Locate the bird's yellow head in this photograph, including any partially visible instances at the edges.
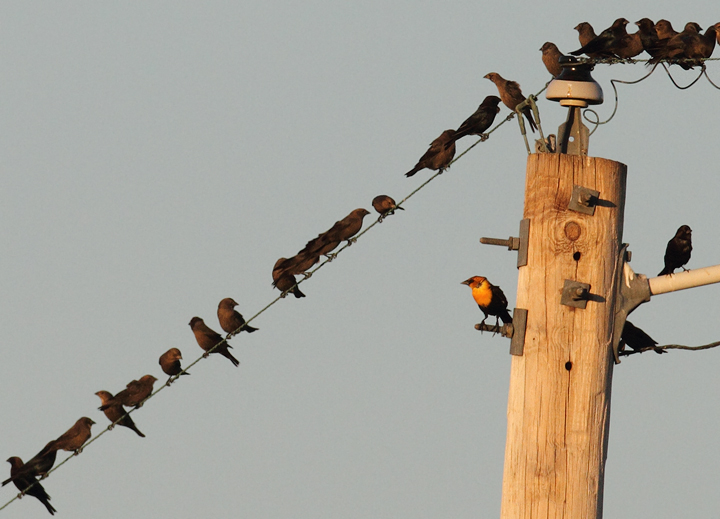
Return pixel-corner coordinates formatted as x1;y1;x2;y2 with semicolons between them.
461;276;487;289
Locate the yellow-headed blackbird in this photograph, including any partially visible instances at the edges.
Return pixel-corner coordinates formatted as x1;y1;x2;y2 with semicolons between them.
405;129;456;177
658;225;692;275
6;457;56;515
484;73;537;132
461;276;512;325
189;317;240;366
95;391;146;437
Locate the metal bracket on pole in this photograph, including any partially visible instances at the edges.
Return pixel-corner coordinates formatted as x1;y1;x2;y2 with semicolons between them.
568;185;600;215
560;280;592;308
611;244;651;364
509;308;527;356
557;105;589;156
480;218;530;268
473;307;528;357
516;95;547;155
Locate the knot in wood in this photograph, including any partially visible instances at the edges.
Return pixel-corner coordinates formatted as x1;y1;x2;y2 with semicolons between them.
564;221;582;242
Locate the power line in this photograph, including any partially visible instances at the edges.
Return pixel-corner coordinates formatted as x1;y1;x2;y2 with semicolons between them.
1;57;717;510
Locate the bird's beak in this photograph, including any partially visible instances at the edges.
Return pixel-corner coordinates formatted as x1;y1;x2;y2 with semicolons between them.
461;279;471;285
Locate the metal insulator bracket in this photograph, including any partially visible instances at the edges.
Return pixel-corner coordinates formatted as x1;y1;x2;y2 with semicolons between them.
568;185;600;215
561;280;592;309
480;219;530;268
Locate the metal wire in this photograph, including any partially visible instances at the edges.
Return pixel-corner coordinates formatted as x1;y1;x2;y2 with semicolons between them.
0;57;715;510
619;340;720;356
0;81;552;516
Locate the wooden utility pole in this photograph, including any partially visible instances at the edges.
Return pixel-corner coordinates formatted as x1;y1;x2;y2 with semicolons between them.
500;153;627;519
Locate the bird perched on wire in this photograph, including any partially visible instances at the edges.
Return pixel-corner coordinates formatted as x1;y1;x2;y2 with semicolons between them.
2;441;57;486
651;22;717;69
620;321;665;355
571;18;631;58
405;129;457;177
658;225;692;276
540;42;564;77
159;347;189;384
574;22;606;58
635;18;664;58
95;391;146;437
655;19;678;41
327;208;371;245
47;417;95;455
98;375;158;410
484;73;537;132
272;258;307;298
461;276;513;326
452;95;501;141
218;297;258;336
5;457;57;515
189;317;240;366
372;195;404;219
274;249;321;278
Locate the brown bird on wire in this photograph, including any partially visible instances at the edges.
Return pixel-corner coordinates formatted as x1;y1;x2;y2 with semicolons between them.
272;258;307;298
405;129;457;177
47;417;95;455
453;95;501;141
484;73;537;132
159;347;189;384
5;457;57;515
326;208;371;244
95;391;146;437
189;317;240;366
635;18;663;58
372;195;404;219
98;375;158;410
218;297;258;336
655;19;678;40
658;225;692;276
2;441;57;486
571;18;631;58
461;276;513;327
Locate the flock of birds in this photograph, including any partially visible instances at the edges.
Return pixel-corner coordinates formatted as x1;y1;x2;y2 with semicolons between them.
541;18;720;76
3;17;706;517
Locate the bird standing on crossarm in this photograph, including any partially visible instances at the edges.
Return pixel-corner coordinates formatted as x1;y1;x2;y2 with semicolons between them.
658;225;692;275
461;276;513;326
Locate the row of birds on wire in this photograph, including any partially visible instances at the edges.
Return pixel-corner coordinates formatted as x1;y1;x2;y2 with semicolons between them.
2;19;709;517
540;18;720;74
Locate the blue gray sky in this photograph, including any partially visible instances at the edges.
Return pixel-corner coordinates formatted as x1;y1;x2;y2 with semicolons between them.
1;2;719;518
